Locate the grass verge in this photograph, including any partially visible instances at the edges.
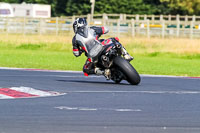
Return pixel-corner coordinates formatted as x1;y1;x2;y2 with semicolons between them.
0;48;199;76
0;34;199;76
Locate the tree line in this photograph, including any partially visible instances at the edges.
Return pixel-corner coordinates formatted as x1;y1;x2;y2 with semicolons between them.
1;0;200;16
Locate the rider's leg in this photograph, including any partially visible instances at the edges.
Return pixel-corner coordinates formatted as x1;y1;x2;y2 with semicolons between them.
83;58;95;76
121;47;134;61
83;58;104;76
113;37;133;61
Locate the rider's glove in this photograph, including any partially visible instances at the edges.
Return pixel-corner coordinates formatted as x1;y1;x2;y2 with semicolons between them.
73;49;82;57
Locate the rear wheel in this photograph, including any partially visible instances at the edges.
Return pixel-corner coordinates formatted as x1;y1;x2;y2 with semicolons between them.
113;56;141;85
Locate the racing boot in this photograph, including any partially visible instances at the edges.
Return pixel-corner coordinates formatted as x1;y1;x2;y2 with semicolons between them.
121;47;133;61
124;54;134;61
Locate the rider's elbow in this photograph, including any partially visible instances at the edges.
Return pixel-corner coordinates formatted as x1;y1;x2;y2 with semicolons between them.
73;50;81;57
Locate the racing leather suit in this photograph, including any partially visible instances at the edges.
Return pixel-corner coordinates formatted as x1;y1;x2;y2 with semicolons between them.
72;26;109;75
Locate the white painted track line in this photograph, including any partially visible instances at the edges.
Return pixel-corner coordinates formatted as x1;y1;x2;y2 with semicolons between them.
55;106;142;112
64;90;200;95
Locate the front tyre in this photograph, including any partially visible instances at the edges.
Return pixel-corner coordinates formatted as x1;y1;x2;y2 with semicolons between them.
113;56;141;85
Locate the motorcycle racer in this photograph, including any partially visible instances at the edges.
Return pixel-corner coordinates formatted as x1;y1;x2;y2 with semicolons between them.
72;18;133;76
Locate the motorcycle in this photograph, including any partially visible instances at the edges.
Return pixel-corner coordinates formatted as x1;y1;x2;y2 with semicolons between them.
88;38;141;85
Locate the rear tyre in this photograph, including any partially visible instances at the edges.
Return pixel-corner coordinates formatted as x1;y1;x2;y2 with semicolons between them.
113;56;141;85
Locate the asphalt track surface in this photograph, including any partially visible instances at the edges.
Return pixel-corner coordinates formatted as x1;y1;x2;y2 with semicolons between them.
0;68;200;133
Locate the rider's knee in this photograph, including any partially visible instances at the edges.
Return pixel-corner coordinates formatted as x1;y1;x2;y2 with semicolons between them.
83;61;95;75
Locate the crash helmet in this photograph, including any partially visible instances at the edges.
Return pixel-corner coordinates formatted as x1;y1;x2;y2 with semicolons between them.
73;18;87;33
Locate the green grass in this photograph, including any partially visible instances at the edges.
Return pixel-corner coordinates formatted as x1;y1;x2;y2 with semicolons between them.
0;34;199;76
0;45;199;76
0;49;86;71
133;55;200;76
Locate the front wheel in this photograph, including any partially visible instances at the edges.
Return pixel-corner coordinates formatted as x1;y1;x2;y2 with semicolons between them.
113;56;141;85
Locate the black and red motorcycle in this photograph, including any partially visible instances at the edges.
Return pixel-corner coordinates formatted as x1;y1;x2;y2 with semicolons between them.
87;38;141;85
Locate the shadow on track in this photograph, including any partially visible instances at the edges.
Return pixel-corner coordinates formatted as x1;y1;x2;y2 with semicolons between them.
56;79;130;85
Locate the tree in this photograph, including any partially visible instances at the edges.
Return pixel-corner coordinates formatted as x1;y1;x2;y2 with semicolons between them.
160;0;200;15
0;0;23;2
55;0;68;16
65;0;91;15
1;0;200;16
95;0;153;14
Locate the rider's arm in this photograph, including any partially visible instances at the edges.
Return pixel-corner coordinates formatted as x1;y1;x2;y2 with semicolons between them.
90;26;109;37
72;36;82;57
